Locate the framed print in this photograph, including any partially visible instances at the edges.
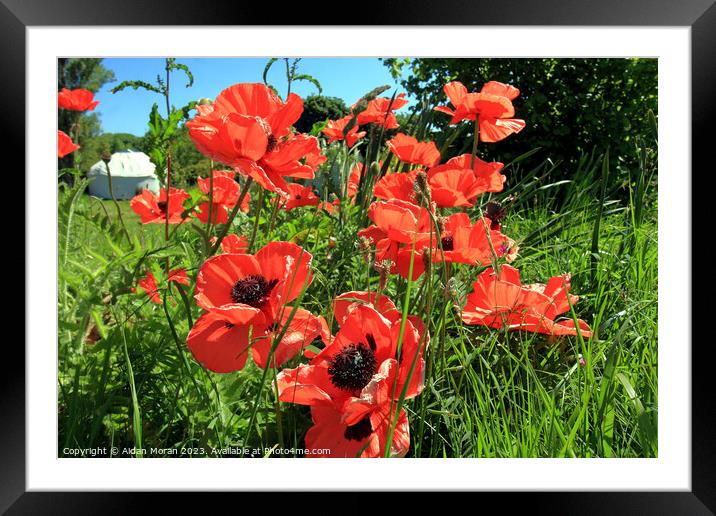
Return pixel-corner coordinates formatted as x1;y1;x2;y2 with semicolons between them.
5;0;715;512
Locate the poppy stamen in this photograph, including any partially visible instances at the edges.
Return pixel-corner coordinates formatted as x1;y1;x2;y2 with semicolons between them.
157;201;168;212
230;274;278;307
328;342;377;392
441;235;454;251
344;415;373;442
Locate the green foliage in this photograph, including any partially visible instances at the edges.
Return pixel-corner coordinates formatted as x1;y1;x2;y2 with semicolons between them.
111;58;196;186
384;58;657;187
263;58;322;100
293;95;349;134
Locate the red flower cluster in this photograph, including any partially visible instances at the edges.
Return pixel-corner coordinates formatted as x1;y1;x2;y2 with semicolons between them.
321;92;409;147
359;199;517;280
373;153;506;209
322;116;367;148
186;83;322;199
186;241;327;372
276;291;426;457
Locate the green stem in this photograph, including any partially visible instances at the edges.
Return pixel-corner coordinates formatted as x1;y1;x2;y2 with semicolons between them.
210;177;253;255
104;160;132;244
248;187;265;252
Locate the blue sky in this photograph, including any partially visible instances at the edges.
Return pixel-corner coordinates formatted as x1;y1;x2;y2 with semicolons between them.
94;58;409;136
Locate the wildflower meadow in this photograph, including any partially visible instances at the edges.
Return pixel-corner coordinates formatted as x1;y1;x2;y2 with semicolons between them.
57;58;657;458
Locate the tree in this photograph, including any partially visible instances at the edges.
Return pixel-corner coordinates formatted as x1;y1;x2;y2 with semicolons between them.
383;58;657;182
294;95;349;134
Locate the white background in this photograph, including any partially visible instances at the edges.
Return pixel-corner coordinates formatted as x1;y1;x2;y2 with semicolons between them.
28;27;689;490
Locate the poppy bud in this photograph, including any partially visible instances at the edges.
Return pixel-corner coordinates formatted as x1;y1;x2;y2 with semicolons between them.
101;150;112;164
422;248;432;274
413;171;431;206
328;237;337;249
356;236;372;264
197;97;213;105
374;259;392;291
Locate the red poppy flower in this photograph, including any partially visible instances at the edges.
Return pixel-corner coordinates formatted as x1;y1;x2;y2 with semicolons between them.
276;303;425;457
461;265;592;337
283;183;321;210
386;133;440;168
303;369;411;457
355;93;408;129
367;199;432;245
277;303;425;403
251;308;331;368
187;84;314;198
373;170;419;204
187;307;265;373
359;199;434;281
58;130;80;158
434;81;526;142
130;188;190;224
194;241;313;325
258;133;320;181
210;233;249;254
304;143;328;171
427;154;505;208
167;268;190;286
333;291;401;325
417;213;518;265
345;163;361;198
322;116;366;148
57;88;99;111
197;170;241;206
136;271;161;304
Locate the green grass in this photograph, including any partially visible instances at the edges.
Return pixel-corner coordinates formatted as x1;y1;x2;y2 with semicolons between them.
57;145;657;458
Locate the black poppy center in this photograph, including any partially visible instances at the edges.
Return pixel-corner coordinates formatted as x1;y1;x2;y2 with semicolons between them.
328;342;377;392
157;201;168;212
266;134;278;153
441;235;454;251
230;274;278;307
344;415;373;442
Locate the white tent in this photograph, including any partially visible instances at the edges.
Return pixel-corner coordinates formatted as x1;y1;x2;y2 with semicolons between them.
87;150;160;200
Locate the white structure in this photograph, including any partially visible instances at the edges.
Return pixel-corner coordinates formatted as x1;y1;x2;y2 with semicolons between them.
87;150;160;200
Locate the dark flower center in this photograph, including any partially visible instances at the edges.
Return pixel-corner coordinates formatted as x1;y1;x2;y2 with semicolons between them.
344;415;373;442
266;134;278;153
157;201;168;212
328;341;377;392
230;274;278;307
485;201;507;229
441;235;454;251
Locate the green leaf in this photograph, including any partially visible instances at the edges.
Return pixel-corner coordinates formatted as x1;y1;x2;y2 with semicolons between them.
293;74;323;95
111;80;161;95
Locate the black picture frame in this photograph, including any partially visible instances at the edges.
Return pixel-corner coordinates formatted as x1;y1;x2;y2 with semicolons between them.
6;0;713;512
